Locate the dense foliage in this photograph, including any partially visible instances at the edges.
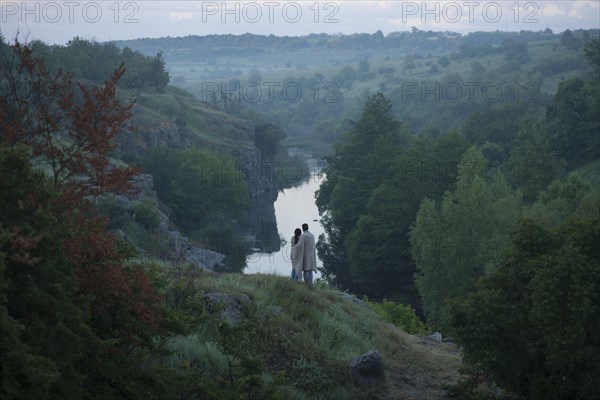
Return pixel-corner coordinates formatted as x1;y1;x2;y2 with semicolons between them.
31;37;170;93
139;147;249;247
449;217;600;400
316;36;599;398
317;93;469;308
2;28;599;400
410;147;522;328
0;42;165;399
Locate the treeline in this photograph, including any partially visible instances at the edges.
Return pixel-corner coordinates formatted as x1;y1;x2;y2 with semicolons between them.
114;29;582;62
198;29;596;155
317;39;600;399
29;37;170;92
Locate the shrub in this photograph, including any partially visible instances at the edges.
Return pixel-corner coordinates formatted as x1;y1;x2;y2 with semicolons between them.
363;297;427;334
131;199;161;231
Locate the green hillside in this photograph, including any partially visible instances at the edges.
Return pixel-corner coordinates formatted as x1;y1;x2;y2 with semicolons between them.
145;261;462;400
128;85;255;150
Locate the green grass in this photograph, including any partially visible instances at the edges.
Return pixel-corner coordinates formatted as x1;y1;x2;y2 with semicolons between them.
135;86;255;149
140;261;462;399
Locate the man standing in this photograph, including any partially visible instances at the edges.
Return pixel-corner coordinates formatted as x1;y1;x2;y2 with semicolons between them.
298;223;317;285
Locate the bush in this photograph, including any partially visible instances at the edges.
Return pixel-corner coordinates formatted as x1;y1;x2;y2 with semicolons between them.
140;147;249;233
363;297;427;334
131;199;161;231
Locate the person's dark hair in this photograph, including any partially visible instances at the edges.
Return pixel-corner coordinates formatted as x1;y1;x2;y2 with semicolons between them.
302;223;309;231
294;228;302;244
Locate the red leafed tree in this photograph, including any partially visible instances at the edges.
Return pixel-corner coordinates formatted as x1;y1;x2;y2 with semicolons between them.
0;40;161;345
1;41;138;203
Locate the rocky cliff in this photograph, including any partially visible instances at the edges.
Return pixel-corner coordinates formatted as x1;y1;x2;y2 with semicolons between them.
114;87;280;262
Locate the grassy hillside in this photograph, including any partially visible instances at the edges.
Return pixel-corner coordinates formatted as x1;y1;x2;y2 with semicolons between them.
127;85;255;151
146;261;462;399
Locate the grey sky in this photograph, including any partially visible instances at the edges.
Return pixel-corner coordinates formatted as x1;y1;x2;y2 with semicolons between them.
1;1;599;44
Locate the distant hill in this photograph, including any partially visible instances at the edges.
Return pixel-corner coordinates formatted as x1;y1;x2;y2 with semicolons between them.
113;29;599;155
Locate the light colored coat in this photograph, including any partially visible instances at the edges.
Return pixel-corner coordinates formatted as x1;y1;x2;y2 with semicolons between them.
290;235;303;280
298;230;317;272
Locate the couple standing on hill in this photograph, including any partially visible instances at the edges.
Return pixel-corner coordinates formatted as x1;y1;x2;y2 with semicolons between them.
290;223;317;285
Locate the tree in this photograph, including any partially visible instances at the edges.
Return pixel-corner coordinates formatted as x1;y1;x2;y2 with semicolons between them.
0;41;138;202
523;173;599;227
547;77;599;166
318;95;471;307
560;29;583;49
448;217;600;400
332;66;357;90
546;38;600;167
470;61;486;76
402;54;416;72
410;147;522;328
316;93;408;293
506;122;565;202
0;41;164;397
502;39;530;64
140;147;249;245
462;103;539;161
438;55;451;68
0;146;66;399
358;59;371;80
584;38;600;73
254;123;286;160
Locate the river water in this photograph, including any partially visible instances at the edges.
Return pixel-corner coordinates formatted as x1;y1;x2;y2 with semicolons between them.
244;160;326;278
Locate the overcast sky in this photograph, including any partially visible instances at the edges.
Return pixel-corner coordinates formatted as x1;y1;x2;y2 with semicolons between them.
1;1;599;44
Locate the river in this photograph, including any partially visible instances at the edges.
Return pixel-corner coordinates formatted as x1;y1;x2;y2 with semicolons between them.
244;160;326;278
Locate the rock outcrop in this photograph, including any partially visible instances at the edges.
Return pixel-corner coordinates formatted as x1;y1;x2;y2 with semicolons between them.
109;173;226;271
334;291;370;309
203;292;252;326
117;97;279;246
349;350;386;388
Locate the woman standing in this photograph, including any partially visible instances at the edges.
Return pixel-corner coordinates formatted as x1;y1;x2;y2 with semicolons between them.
290;228;303;281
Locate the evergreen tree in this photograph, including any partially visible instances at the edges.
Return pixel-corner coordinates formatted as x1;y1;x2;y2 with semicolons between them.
317;93;409;293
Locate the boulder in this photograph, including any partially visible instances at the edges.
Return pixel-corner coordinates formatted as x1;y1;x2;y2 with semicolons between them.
349;350;385;387
203;293;251;326
186;246;226;271
426;332;443;343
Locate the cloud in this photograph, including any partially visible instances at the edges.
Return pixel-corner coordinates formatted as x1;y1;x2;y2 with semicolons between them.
169;12;193;21
568;0;600;19
542;4;566;17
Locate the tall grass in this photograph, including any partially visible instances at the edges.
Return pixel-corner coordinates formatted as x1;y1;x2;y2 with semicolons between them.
141;261;425;399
